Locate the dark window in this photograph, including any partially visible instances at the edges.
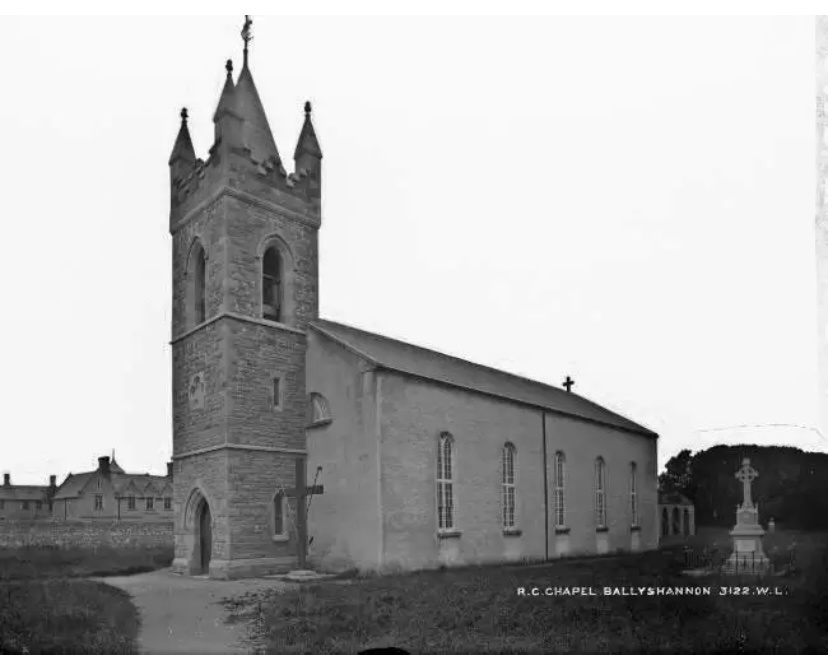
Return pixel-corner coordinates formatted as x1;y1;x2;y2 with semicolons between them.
273;377;282;409
0;500;4;510
262;247;282;322
94;495;103;511
194;246;206;324
127;496;135;510
164;497;172;510
35;501;42;511
274;492;285;536
22;501;29;510
146;497;154;511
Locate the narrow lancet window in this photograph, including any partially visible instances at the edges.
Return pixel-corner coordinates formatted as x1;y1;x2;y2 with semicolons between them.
262;247;282;322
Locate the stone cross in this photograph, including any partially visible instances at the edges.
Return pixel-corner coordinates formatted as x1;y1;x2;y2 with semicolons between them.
563;376;575;393
735;457;758;508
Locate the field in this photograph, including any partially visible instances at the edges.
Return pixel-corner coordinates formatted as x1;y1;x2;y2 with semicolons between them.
0;545;173;654
226;528;828;653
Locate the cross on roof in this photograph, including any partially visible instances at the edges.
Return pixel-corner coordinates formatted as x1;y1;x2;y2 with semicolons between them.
563;376;575;393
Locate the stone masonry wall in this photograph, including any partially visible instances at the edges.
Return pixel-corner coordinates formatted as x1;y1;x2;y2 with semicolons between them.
0;520;173;549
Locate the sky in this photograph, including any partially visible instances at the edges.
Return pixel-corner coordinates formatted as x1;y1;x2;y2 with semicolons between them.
0;14;822;484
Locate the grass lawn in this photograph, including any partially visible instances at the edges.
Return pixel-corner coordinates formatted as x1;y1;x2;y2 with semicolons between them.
0;578;139;654
225;529;828;653
0;545;173;654
0;544;173;580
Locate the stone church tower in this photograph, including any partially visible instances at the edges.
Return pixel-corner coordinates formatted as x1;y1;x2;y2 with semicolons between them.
818;17;828;441
168;18;322;578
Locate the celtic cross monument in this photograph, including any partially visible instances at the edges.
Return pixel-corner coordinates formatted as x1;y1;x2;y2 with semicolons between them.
724;458;769;574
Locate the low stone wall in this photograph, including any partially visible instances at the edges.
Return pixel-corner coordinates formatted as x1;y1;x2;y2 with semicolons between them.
0;519;173;549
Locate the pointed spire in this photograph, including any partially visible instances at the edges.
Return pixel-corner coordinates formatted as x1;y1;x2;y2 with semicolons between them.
169;107;195;168
294;100;322;165
213;59;236;122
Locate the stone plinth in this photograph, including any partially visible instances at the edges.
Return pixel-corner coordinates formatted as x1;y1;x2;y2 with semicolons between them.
724;518;769;574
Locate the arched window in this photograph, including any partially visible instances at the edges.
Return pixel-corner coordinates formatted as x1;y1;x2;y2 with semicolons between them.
554;451;566;528
594;457;607;528
273;491;287;539
436;432;454;531
630;462;639;527
194;247;206;325
662;507;669;536
186;240;207;327
262;246;282;322
672;506;680;535
501;443;516;529
308;392;332;426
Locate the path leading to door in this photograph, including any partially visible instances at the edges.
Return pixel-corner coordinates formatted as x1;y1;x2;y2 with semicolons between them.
95;569;293;654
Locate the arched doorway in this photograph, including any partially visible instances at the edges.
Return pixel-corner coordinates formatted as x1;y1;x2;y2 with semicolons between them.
683;508;690;537
672;507;681;535
197;499;212;574
662;507;669;536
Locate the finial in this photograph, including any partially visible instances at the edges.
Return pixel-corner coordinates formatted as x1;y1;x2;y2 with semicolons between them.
304;101;312;117
241;15;253;66
225;59;233;76
180;107;188;124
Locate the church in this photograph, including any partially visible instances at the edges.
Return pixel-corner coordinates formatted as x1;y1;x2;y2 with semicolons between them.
169;18;659;579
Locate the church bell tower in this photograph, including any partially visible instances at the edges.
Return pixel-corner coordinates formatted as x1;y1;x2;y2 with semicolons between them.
168;17;322;578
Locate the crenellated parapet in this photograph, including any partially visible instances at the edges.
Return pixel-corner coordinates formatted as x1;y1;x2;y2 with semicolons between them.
168;38;322;233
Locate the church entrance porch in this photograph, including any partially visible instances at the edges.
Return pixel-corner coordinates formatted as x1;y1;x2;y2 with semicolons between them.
173;486;218;577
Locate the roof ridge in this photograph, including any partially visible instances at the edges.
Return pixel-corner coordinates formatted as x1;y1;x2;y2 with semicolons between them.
311;318;657;437
313;318;571;393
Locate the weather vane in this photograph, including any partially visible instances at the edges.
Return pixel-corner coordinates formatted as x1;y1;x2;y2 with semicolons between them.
242;15;253;65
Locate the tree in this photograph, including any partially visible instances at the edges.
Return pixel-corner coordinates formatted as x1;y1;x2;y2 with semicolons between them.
659;449;694;498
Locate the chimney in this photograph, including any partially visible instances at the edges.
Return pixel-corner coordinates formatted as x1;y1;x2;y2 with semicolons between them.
3;473;9;487
167;462;173;479
98;456;111;478
49;475;56;488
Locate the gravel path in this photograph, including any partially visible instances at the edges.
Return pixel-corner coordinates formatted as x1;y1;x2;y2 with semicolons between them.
95;569;291;654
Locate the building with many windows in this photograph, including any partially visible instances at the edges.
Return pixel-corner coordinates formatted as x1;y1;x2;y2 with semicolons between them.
169;17;659;579
51;455;174;522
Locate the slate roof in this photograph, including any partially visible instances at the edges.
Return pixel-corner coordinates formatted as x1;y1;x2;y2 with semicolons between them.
310;319;657;438
658;491;694;506
53;472;171;500
0;485;50;501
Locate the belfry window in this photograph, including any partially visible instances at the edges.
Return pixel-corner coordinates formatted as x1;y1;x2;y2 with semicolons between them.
262;247;282;322
187;239;206;328
194;247;206;324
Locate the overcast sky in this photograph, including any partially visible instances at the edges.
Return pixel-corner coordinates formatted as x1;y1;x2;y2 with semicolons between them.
0;14;821;484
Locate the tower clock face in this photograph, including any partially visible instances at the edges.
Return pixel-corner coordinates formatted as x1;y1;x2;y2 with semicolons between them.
188;371;205;410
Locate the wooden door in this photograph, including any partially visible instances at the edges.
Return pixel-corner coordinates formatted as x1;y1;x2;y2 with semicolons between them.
199;501;212;574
